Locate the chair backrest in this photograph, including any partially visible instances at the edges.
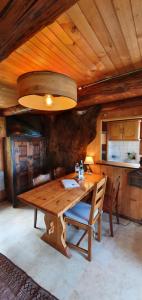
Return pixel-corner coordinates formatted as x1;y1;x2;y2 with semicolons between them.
33;173;51;187
110;176;120;205
89;176;107;225
54;167;66;179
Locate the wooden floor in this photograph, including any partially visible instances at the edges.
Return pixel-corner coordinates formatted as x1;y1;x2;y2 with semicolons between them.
0;201;142;300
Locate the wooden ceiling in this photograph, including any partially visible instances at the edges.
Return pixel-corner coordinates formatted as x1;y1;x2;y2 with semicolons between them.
1;0;142;111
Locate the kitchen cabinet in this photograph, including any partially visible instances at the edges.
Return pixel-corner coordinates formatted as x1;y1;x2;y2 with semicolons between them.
94;163;142;222
108;121;123;140
108;120;141;140
123;120;140;140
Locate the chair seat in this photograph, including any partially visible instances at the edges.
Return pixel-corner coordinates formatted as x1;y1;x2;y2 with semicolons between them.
64;202;98;225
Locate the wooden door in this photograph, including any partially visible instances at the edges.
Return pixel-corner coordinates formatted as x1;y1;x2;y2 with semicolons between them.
123;120;140;140
108;121;123;140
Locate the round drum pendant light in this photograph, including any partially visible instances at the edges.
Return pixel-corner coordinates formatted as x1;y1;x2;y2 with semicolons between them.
17;71;77;111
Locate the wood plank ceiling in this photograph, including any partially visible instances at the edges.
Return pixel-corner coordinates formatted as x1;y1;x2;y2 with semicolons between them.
1;0;142;109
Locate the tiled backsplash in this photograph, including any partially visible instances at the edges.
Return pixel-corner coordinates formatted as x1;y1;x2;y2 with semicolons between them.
108;141;140;163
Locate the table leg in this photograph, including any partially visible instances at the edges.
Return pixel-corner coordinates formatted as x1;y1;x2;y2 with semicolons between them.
41;212;71;258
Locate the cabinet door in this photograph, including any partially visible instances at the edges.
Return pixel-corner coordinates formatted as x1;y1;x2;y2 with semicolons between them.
123;120;140;140
14;140;31;193
108;121;123;140
0;117;6;138
14;138;47;192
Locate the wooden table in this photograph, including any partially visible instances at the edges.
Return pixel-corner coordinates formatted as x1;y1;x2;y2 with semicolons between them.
18;173;102;257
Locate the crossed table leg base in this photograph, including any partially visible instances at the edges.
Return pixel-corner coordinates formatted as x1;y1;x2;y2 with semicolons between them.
41;212;71;258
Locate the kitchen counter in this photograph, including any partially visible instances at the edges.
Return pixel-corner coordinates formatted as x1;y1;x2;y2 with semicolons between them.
96;160;140;169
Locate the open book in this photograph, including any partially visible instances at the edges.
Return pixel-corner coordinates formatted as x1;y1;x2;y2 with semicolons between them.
61;179;80;189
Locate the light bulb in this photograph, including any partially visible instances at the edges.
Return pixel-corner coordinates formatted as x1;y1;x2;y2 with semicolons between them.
45;94;53;106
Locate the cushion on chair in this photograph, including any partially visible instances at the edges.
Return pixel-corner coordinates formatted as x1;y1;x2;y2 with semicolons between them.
64;202;98;225
54;167;66;179
33;173;51;187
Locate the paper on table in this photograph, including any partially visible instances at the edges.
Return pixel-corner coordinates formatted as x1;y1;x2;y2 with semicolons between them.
61;179;80;189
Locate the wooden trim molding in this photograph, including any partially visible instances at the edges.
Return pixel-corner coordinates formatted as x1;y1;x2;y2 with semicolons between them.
2;105;32;116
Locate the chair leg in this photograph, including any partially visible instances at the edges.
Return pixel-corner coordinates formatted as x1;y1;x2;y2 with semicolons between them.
109;211;114;237
116;208;120;224
115;194;120;224
98;215;102;242
34;208;38;228
88;227;93;261
63;216;66;240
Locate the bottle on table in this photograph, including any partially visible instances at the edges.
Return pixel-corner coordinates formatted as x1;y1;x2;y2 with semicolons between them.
79;160;84;180
75;162;80;177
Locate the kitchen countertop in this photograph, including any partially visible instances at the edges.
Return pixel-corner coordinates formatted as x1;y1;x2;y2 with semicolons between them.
96;160;140;169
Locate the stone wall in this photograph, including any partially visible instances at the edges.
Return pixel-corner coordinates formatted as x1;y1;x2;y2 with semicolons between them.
43;106;100;172
6;106;100;172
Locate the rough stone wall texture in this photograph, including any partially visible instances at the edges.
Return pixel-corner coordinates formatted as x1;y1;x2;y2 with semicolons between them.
42;106;100;172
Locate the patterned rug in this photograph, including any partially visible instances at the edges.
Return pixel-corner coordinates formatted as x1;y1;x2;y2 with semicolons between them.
0;253;59;299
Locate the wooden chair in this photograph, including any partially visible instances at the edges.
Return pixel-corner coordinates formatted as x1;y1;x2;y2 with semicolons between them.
54;167;66;179
103;176;120;237
33;173;51;228
64;176;107;261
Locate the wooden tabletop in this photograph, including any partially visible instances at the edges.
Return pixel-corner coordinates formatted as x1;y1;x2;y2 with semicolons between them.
18;173;102;217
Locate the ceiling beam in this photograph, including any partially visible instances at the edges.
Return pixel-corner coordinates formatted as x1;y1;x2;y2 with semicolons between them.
0;0;78;61
2;69;142;115
2;105;32;116
100;97;142;120
2;96;142;117
78;69;142;108
101;97;142;112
